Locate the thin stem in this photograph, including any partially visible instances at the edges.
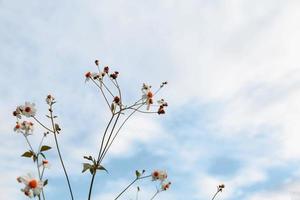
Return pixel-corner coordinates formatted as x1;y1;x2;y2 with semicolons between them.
91;78;112;111
114;175;151;200
36;156;46;200
32;116;54;133
87;115;115;200
98;111;122;162
211;190;220;200
150;191;159;200
114;178;138;200
23;134;46;200
49;106;74;200
99;104;144;163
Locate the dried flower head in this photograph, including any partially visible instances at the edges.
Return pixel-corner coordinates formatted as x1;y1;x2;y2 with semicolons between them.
46;94;55;105
161;181;171;191
110;71;119;79
13;106;22;119
95;60;99;66
104;66;109;73
218;184;225;192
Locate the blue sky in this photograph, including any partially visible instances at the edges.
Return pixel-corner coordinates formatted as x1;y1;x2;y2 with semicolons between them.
1;0;300;200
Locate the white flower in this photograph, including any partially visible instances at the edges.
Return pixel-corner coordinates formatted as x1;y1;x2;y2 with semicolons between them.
21;102;37;117
22;121;34;135
45;95;55;105
151;170;167;181
17;173;44;198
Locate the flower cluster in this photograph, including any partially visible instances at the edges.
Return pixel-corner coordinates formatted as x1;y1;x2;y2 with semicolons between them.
14;121;34;135
151;170;171;191
141;83;168;114
13;102;37;118
85;64;119;83
17;174;44;198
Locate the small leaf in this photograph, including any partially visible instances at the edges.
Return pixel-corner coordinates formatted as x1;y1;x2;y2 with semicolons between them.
82;163;92;173
44;179;48;186
97;165;108;173
40;145;52;152
21;151;33;158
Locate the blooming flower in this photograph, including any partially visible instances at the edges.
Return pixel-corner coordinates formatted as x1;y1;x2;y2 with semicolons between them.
20;102;37;118
45;95;55;105
17;173;44;198
161;181;171;191
151;170;167;181
141;84;153;110
14;122;23;133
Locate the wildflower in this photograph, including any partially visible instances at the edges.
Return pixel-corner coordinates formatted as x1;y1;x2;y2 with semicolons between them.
13;106;22;119
157;99;168;115
161;181;171;191
104;66;109;74
152;170;167;181
141;84;154;110
22;121;34;135
110;71;119;79
17;173;44;197
20;102;37;118
113;96;120;105
46;94;55;105
91;72;100;80
14;122;23;133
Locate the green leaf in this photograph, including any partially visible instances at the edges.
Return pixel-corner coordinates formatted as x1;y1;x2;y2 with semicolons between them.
43;179;48;186
82;163;92;173
21;151;33;158
40;145;52;152
97;165;108;173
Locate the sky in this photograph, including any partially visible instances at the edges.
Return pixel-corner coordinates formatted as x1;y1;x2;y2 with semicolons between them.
1;0;300;200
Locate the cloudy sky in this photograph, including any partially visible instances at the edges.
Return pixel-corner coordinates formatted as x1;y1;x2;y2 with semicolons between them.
1;0;300;200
